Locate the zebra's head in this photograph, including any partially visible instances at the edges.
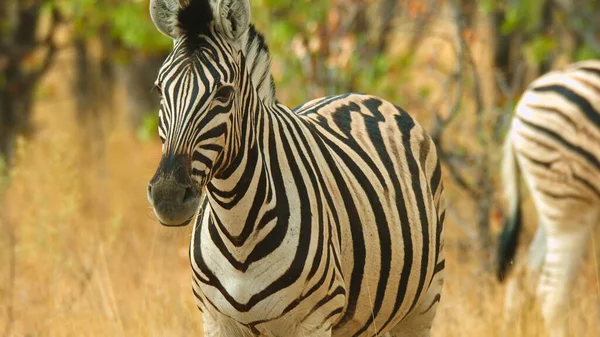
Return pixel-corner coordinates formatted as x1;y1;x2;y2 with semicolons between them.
147;0;251;226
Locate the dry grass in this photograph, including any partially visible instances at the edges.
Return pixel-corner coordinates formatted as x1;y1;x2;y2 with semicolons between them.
0;52;202;336
1;28;599;337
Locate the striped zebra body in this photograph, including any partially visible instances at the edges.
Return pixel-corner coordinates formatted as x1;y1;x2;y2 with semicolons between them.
146;1;446;336
497;60;600;337
191;93;445;336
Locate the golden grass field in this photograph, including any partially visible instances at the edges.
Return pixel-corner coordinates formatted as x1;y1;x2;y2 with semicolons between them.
1;28;600;337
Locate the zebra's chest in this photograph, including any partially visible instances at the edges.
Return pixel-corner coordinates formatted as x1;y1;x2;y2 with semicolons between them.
190;208;346;327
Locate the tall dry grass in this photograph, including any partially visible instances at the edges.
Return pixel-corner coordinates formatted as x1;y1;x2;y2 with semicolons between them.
0;52;202;336
1;27;599;337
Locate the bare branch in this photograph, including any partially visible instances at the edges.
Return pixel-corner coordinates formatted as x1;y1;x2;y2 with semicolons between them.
449;0;488;147
458;40;485;138
404;0;440;57
430;0;468;138
428;53;463;134
438;148;479;198
493;60;525;142
24;8;61;85
427;0;483;199
494;61;523;99
375;0;397;53
438;40;464;127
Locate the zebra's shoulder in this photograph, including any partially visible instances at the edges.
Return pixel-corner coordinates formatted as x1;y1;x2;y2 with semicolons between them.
291;93;429;141
292;93;408;117
291;93;354;114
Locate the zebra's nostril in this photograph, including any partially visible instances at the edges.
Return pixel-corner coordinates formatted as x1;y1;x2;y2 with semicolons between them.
147;184;154;204
183;186;196;204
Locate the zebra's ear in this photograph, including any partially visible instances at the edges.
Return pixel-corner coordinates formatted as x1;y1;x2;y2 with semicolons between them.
214;0;250;41
149;0;184;39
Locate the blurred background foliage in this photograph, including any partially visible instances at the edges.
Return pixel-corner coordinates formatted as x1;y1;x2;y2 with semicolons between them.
2;0;599;159
1;0;600;335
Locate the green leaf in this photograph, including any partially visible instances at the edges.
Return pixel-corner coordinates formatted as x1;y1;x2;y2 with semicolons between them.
525;36;557;66
136;113;160;143
574;43;600;61
271;21;296;44
479;0;496;13
500;6;520;34
499;0;546;34
111;2;172;52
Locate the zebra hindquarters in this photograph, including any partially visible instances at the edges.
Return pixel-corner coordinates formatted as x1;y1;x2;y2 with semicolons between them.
389;174;446;337
502;98;600;336
387;259;444;337
525;170;595;336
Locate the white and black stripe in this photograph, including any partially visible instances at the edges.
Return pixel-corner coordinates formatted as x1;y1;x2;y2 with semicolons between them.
497;60;600;337
147;1;446;336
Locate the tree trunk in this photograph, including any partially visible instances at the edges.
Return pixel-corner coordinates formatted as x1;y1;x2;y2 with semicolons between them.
0;1;58;168
376;0;397;53
74;37;94;124
460;0;477;29
116;51;164;130
0;80;36;167
0;91;16;168
73;32;115;127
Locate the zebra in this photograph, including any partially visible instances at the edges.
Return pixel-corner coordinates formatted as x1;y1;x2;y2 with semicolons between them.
146;0;446;336
496;60;600;337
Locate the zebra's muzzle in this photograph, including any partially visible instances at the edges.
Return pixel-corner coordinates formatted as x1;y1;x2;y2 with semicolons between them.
148;155;201;227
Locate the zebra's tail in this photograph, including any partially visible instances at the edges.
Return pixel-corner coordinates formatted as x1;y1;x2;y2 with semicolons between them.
496;135;522;282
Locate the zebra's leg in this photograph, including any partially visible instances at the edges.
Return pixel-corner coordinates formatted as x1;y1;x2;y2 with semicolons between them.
502;224;546;336
536;228;589;337
527;223;547;273
387;264;444;337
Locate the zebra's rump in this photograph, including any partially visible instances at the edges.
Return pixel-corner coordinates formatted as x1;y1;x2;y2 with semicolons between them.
510;61;600;210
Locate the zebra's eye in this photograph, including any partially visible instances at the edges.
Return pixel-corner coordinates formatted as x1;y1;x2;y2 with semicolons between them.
214;85;234;104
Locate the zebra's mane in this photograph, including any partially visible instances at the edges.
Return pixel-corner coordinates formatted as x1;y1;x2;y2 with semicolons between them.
239;24;277;105
176;0;214;53
175;0;276;105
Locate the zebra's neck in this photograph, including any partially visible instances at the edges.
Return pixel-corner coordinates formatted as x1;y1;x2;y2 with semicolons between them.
206;116;281;251
204;23;298;251
205;66;293;249
238;24;277;106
